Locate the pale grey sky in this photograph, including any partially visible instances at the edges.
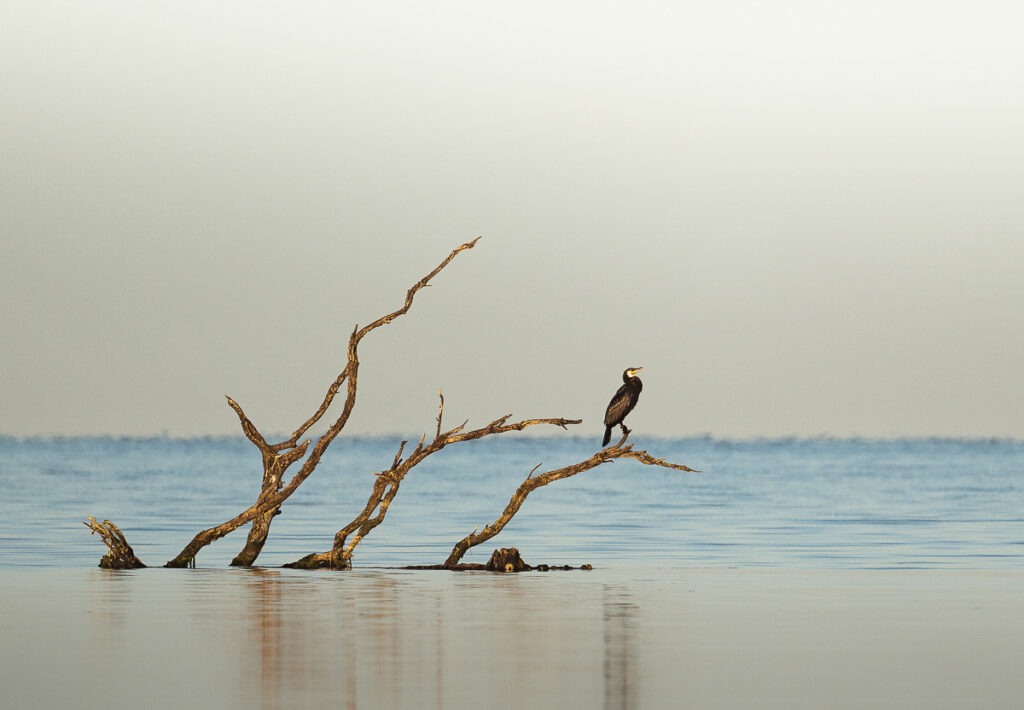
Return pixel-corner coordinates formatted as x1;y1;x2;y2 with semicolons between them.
2;1;1022;438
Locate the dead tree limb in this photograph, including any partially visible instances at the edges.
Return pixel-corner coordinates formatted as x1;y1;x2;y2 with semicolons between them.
442;431;699;568
286;393;581;569
167;237;480;568
85;238;479;569
84;517;146;569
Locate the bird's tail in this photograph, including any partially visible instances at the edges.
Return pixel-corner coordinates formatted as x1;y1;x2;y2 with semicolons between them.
602;426;612;447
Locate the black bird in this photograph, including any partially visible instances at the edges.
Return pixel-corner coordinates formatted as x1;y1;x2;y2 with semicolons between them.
603;367;643;447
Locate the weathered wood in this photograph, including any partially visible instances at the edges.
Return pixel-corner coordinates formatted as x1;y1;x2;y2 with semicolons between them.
404;557;593;572
84;517;146;569
285;392;581;570
229;446;304;566
442;431;699;567
165;239;480;568
486;547;530;572
84;237;703;572
85;239;479;570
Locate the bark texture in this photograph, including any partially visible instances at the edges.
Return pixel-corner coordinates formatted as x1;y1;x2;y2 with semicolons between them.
84;517;146;569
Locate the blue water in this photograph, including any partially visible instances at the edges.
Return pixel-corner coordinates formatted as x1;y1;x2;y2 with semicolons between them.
1;435;1022;570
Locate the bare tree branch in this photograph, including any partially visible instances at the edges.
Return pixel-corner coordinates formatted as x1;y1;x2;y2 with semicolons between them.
442;432;699;567
84;517;146;569
225;395;268;450
83;236;697;574
163;238;480;568
84;238;479;569
287;396;582;570
435;390;444;440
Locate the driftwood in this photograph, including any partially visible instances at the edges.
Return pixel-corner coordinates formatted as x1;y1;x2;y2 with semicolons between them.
441;430;700;568
83;237;702;572
85;238;480;569
84;517;146;569
286;392;581;569
287;421;699;571
405;548;593;572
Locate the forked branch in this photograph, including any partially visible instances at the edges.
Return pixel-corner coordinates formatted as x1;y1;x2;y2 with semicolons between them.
280;237;480;452
85;238;480;569
84;517;146;569
166;238;480;568
287;393;581;569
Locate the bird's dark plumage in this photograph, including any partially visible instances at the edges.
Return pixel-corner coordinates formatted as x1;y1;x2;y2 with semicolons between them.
603;367;643;446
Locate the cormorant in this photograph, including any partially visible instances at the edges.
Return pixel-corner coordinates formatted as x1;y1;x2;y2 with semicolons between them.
603;367;643;446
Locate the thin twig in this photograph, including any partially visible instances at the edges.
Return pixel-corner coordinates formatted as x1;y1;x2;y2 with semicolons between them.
436;390;444;440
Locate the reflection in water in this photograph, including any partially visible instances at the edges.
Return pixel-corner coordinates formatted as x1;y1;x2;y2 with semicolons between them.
603;586;638;710
246;569;281;707
69;568;625;708
7;568;1024;709
227;569;611;709
232;571;650;709
234;570;647;709
239;569;447;709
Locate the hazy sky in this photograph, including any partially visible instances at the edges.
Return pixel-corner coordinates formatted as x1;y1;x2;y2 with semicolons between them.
3;2;1022;439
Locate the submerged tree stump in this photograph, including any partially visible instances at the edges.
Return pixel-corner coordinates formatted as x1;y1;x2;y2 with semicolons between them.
84;518;146;569
485;547;531;572
405;550;591;572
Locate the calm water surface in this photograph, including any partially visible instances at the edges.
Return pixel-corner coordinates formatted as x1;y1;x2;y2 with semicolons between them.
1;436;1022;709
4;566;1024;710
1;435;1021;569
